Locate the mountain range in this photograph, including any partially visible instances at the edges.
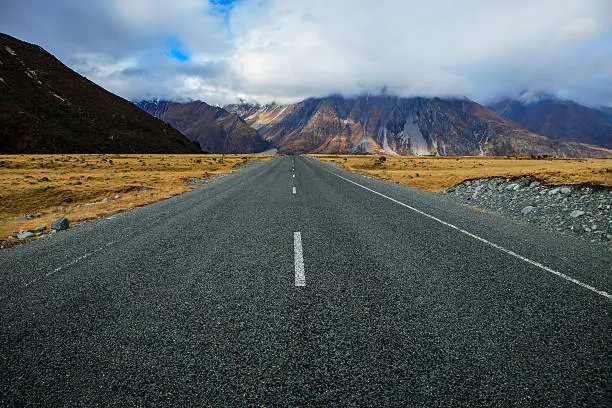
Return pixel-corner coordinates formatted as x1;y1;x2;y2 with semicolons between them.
222;95;610;157
1;33;610;158
0;33;199;154
490;92;612;149
136;100;271;154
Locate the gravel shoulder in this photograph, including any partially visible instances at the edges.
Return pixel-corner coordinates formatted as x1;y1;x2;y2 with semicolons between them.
444;176;611;247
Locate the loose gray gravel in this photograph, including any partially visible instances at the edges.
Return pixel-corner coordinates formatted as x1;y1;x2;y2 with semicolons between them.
444;176;611;246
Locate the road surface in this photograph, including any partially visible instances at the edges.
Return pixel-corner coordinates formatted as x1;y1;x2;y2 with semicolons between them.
1;156;610;406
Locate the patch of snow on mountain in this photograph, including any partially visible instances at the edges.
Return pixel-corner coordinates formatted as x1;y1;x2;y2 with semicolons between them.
518;91;557;105
4;46;16;56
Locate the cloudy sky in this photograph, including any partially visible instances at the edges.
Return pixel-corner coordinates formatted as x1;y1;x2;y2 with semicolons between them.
2;0;611;106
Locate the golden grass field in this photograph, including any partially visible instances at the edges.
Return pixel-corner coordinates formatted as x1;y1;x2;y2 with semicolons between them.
2;153;611;245
0;154;272;241
313;155;612;192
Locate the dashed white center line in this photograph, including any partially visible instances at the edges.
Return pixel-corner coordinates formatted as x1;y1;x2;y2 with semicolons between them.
292;186;296;194
331;171;611;300
292;174;295;178
294;232;305;287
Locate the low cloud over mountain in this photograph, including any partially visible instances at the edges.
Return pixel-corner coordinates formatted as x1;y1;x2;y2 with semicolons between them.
2;0;611;106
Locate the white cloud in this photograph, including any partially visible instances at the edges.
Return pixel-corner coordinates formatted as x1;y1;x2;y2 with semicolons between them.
557;17;604;43
226;0;612;103
1;0;611;105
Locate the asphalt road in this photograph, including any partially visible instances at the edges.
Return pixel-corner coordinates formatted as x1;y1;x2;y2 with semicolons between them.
1;156;610;406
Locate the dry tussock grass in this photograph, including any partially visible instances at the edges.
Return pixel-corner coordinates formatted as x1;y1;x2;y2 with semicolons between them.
314;155;612;191
0;154;271;240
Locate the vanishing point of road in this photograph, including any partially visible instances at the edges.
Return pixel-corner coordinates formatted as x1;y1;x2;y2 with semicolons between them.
1;156;610;406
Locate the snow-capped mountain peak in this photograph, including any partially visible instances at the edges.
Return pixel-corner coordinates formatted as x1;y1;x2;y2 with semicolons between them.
517;90;558;105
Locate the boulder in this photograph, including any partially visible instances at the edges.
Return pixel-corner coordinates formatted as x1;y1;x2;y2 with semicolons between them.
569;210;585;218
51;217;69;231
17;230;35;239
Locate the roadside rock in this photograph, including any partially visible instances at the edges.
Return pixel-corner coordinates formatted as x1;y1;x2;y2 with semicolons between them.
17;230;35;239
443;176;611;247
51;217;69;231
12;214;38;221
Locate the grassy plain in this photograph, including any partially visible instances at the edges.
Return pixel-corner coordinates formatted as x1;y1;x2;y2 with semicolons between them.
314;155;612;191
0;154;271;240
2;153;611;244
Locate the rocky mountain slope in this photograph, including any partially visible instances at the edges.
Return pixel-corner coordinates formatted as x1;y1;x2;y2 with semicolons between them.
598;106;612;119
0;33;200;154
490;92;612;149
225;95;611;157
136;100;271;154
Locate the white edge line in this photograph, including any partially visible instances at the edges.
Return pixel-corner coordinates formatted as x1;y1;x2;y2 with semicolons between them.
24;240;118;288
294;232;306;287
332;172;611;300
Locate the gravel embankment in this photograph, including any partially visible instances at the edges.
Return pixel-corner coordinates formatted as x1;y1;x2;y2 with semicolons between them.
444;177;611;246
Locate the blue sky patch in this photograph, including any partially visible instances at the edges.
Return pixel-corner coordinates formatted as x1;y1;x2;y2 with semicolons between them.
210;0;239;7
165;35;190;62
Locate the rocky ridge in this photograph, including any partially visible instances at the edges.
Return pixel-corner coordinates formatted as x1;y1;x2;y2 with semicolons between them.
136;100;271;154
0;34;200;154
226;95;611;157
490;92;612;149
444;175;612;246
